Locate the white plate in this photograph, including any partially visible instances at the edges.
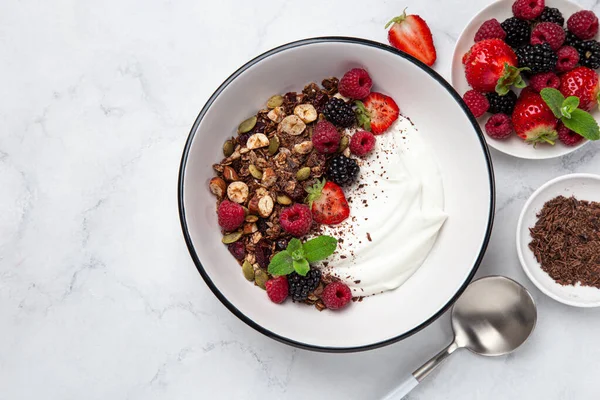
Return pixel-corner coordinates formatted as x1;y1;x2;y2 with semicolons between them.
179;37;494;351
452;0;594;159
516;173;600;307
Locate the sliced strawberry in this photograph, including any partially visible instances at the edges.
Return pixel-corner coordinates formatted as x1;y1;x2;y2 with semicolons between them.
356;92;400;135
305;180;350;225
386;10;437;66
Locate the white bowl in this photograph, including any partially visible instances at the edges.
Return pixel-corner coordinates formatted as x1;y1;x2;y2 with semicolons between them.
452;0;593;160
179;37;495;351
517;173;600;307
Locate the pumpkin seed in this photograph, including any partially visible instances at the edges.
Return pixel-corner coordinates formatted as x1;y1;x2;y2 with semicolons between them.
268;136;280;155
249;164;263;179
296;167;311;181
245;214;259;223
238;116;257;134
254;269;268;289
276;194;292;205
338;135;349;152
242;261;255;281
223;140;235;157
267;95;284;109
222;231;243;244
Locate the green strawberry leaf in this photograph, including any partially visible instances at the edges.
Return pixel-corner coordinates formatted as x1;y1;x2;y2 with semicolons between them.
562;108;600;141
293;258;310;276
303;235;338;263
268;251;294;276
560;96;580;119
355;101;371;132
305;178;326;207
495;64;529;96
540;88;565;119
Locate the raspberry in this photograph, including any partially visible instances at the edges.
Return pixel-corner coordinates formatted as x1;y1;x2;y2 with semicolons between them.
485;113;513;140
323;98;356;127
338;68;372;99
322;281;352;310
556;45;580;72
326;155;359;186
462;90;489;117
288;269;321;301
539;7;564;26
557;122;584;146
217;200;245;232
279;204;312;237
486;91;518;114
312;120;341;154
227;241;246;261
531;22;565;50
567;10;599;40
529;72;560;92
512;0;544;20
474;18;506;42
349;130;376;156
266;276;288;304
501;17;531;48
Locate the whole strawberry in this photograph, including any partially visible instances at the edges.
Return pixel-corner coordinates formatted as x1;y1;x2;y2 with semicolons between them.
512;89;558;145
464;39;522;93
559;66;599;112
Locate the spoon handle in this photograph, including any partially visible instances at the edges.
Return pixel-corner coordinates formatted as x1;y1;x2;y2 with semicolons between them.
381;341;459;399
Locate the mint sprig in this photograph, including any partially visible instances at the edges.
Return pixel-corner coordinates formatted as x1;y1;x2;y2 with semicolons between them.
540;88;600;141
267;235;338;277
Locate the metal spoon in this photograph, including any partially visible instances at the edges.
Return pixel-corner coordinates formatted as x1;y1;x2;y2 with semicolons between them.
383;276;537;399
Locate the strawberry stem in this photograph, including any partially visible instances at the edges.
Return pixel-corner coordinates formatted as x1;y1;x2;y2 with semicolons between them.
385;8;408;29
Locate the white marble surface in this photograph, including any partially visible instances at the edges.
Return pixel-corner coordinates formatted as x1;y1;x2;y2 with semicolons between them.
2;0;600;398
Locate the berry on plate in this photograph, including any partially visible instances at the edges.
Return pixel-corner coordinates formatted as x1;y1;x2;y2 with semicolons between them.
501;17;531;48
539;6;564;26
567;10;599;40
326;155;359;186
516;43;557;74
557;122;585;146
322;281;352;310
577;40;600;70
463;90;490;117
349;130;376;156
556;45;580;73
266;276;289;304
356;92;400;134
323;98;356;128
338;68;372;100
487;91;518;114
217;200;245;231
485;113;513;140
312;120;341;154
475;19;506;42
512;89;558;145
464;39;524;93
279;203;313;237
531;22;565;50
385;9;437;66
559;66;600;112
529;72;560;92
512;0;544;21
288;270;321;301
306;179;350;225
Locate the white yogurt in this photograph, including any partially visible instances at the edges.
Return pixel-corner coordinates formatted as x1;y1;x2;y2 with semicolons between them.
319;117;447;296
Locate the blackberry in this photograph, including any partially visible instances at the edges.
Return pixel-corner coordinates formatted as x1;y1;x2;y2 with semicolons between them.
516;43;557;73
486;91;518;115
501;17;531;48
577;40;600;69
539;7;564;26
565;31;583;49
288;269;321;301
323;98;356;128
326;155;359;186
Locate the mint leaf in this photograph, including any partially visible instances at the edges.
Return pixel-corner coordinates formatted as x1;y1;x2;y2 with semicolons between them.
355;101;371;132
562;108;600;141
287;238;304;261
561;96;580;119
303;236;338;263
293;258;310;276
540;88;564;119
268;251;294;276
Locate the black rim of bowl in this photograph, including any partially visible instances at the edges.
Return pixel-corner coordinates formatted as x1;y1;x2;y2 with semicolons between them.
178;36;496;353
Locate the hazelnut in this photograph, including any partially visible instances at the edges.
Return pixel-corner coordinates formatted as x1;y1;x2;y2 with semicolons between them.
279;115;306;136
223;165;239;181
258;195;274;218
208;177;226;198
294;104;318;123
246;133;269;149
227;181;249;203
243;222;258;235
248;195;260;215
294;141;314;154
261;167;277;187
267;106;286;123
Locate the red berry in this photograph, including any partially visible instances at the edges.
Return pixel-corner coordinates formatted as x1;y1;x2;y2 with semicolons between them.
227;241;246;261
531;22;565;51
512;0;544;20
463;90;489;117
485;113;513;140
557;122;584;146
321;281;352;310
279;204;313;237
338;68;373;99
349;130;376;156
559;66;600;112
217;200;245;232
475;18;507;42
556;46;580;73
312;121;340;154
567;10;599;40
266;276;288;304
529;72;560;92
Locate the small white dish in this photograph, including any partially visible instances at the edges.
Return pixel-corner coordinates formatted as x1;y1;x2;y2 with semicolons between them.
452;0;594;160
516;173;600;307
